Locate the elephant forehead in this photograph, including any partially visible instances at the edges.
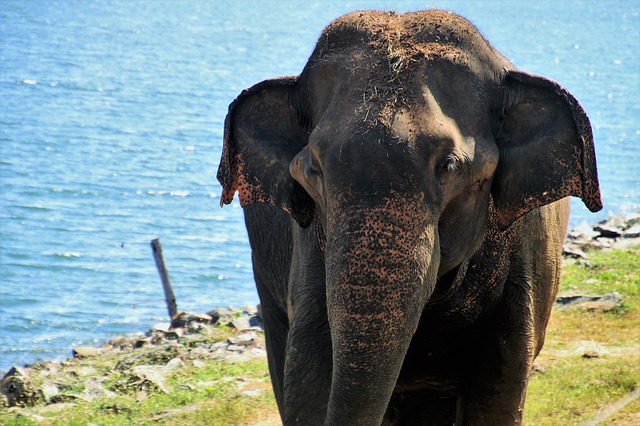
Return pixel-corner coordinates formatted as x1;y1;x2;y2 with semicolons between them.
389;88;462;143
318;9;499;72
303;12;503;136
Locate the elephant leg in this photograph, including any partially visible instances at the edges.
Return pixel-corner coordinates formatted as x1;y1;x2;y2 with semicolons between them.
455;330;532;425
244;205;293;417
455;281;538;425
254;274;289;417
282;295;332;424
282;222;332;424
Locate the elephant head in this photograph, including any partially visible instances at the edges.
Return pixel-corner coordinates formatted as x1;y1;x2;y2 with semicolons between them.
218;10;601;423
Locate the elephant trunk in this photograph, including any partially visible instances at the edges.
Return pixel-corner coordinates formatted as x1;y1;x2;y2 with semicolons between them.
324;193;438;424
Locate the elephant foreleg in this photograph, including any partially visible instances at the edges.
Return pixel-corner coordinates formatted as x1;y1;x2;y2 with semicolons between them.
282;223;332;424
456;330;533;425
283;302;332;424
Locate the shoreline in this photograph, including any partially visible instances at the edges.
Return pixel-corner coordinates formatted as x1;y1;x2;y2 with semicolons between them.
1;212;638;410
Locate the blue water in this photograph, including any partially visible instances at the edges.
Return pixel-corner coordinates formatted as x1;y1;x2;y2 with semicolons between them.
1;0;638;372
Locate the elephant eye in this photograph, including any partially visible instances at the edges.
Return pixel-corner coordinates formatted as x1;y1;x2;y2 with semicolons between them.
439;155;461;174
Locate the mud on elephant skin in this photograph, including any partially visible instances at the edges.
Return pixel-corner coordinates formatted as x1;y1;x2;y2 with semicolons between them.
217;9;601;426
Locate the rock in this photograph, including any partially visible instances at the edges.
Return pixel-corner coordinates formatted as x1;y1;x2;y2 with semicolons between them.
106;336;128;348
132;365;170;393
187;346;212;360
227;345;246;353
577;340;608;358
192;359;206;368
555;292;623;312
77;377;116;401
210;342;228;353
115;344;180;370
563;213;640;255
41;381;60;403
1;366;39;407
228;332;257;346
563;246;588;259
161;328;184;340
135;390;148;403
623;224;640;238
170;311;212;329
206;308;236;326
595;237;616;248
165;357;185;372
151;323;171;333
568;221;600;240
230;316;252;330
135;338;151;348
72;346;101;358
251;347;267;357
593;223;622;239
249;315;263;329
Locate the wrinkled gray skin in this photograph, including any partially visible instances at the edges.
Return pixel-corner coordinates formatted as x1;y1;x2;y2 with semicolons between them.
217;10;601;425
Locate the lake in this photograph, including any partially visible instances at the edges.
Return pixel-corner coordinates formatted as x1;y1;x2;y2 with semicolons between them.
1;0;638;372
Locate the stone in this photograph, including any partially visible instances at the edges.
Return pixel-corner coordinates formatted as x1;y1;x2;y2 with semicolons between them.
77;377;116;401
192;359;206;368
135;390;148;402
563;246;588;259
170;311;213;329
576;340;608;358
230;316;252;330
165;357;184;372
555;292;623;312
623;224;640;238
188;346;212;360
135;338;151;348
132;366;170;393
228;332;256;346
41;381;60;402
251;347;267;357
206;308;236;326
162;328;184;340
1;366;39;407
115;344;180;370
593;224;622;239
72;346;101;358
568;221;600;240
151;323;171;333
249;315;264;329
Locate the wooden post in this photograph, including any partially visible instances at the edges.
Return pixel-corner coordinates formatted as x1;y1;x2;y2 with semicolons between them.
150;238;178;320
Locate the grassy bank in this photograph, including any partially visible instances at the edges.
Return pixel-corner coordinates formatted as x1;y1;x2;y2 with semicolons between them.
524;246;640;425
2;246;638;426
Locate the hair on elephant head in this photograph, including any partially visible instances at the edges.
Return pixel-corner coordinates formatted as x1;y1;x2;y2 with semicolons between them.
217;9;601;426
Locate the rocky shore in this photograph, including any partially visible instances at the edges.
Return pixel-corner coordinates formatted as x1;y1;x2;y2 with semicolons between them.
1;307;268;412
1;212;638;414
563;211;640;257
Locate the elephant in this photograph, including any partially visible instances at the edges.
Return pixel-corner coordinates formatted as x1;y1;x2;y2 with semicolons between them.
217;10;602;425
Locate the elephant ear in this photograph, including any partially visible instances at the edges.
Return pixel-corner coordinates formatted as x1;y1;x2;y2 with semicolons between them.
491;70;602;229
216;77;314;227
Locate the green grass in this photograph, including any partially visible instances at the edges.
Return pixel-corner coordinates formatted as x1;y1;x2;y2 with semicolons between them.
0;359;278;426
524;246;640;426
